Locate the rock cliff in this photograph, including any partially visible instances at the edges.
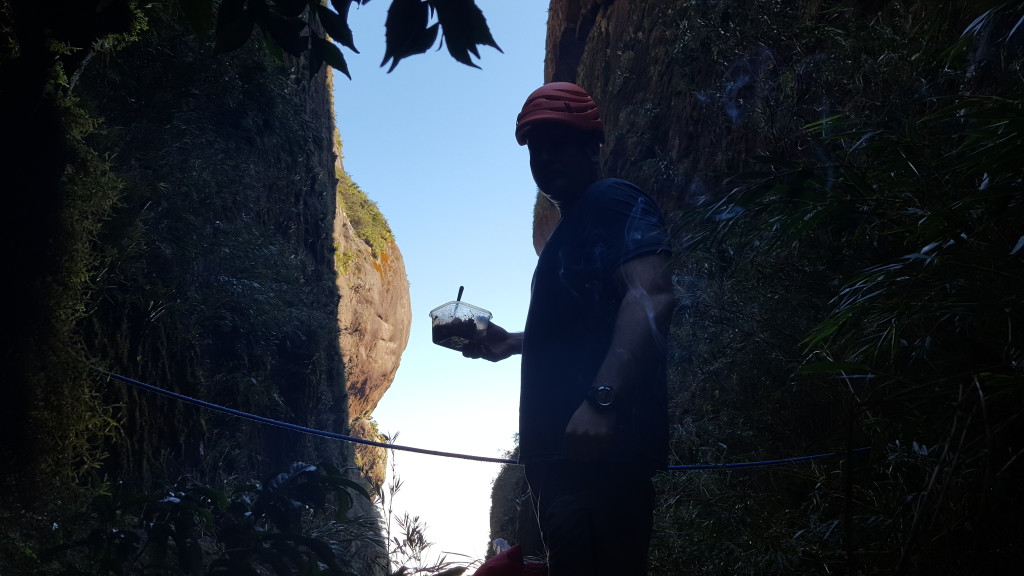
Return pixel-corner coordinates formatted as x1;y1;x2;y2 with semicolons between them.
333;164;412;423
0;2;410;496
499;2;1024;573
331;134;410;489
2;2;401;571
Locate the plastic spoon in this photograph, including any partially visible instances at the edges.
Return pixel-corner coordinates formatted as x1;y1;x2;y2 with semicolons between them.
453;285;464;315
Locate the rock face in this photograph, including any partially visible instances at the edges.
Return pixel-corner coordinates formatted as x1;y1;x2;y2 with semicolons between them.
509;1;1024;573
334;208;412;422
535;0;745;249
544;0;606;84
333;164;410;491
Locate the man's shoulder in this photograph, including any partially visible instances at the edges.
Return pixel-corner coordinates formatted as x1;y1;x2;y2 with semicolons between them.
582;178;663;216
587;177;643;197
581;178;649;209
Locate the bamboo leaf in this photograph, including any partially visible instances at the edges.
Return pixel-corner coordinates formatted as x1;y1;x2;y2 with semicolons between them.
796;361;872;375
1011;235;1024;255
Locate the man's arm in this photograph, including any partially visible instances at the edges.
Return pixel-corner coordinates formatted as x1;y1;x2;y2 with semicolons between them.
564;252;675;461
461;321;524;362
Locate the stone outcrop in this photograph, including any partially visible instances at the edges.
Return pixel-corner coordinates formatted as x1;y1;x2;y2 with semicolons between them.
334;209;411;423
349;416;389;496
332;167;410;490
508;2;1024;572
544;0;606;84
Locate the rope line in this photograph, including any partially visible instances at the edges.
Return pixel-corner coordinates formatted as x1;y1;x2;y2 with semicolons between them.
103;371;515;465
104;371;869;470
666;448;870;470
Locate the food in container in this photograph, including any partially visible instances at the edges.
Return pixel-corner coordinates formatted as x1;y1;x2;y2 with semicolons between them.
429;300;492;351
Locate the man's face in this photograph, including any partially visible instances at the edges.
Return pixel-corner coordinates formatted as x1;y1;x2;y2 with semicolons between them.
526;124;599;205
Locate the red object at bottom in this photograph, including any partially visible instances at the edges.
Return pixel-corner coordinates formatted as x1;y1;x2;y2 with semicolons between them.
474;545;547;576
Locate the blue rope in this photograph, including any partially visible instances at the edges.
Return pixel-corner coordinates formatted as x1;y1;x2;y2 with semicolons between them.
103;371;515;465
103;371;869;470
666;448;871;471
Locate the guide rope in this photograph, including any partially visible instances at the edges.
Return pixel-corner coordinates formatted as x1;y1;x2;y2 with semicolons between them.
103;371;869;470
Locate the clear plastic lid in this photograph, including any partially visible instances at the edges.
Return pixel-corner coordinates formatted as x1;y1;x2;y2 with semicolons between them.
429;301;492;351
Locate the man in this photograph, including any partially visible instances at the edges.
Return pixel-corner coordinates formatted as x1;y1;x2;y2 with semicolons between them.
463;82;674;576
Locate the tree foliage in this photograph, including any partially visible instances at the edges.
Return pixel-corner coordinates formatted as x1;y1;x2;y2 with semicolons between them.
40;462;378;576
188;0;500;78
337;168;395;258
635;2;1024;573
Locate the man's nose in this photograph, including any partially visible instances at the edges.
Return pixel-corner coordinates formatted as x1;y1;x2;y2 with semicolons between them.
537;144;559;162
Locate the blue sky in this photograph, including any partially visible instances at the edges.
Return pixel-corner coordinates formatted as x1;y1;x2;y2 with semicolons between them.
332;0;549;568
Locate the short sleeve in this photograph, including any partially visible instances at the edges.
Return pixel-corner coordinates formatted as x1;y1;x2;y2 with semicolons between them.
582;179;670;272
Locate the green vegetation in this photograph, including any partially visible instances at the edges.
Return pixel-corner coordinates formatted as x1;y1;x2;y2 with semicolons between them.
650;93;1024;576
484;445;537;562
3;1;353;571
490;1;1024;574
643;2;1024;574
11;455;470;576
1;0;145;528
337;169;395;258
350;417;389;493
38;462;379;576
336;248;359;275
379;455;473;576
8;0;1023;573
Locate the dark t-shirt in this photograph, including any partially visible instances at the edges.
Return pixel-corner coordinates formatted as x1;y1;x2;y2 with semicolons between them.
519;178;670;469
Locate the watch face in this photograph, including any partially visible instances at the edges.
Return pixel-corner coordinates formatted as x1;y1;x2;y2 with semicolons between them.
593;386;614;406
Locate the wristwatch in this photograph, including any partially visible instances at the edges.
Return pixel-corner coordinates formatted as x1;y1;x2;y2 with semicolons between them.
588;385;615;408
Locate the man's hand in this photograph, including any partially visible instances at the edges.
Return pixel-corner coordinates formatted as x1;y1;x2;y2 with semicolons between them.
462;322;523;362
563;401;617;461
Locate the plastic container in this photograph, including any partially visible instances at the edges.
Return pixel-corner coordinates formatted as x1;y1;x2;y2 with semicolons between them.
429;300;492;351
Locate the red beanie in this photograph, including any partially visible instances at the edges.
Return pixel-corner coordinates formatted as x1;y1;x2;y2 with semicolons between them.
515;82;604;146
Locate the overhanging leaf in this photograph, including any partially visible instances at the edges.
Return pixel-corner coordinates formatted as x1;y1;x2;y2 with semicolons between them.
248;0;270;21
317;4;358;53
272;0;308;18
311;34;351;79
215;0;255;54
264;11;308;57
267;462;317;492
180;0;214;39
381;0;435;72
335;488;354;520
432;0;501;68
327;476;373;500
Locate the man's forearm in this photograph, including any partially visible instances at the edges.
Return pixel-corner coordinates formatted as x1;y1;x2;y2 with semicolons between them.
593;289;673;398
591;253;675;400
503;331;526;356
463;323;524;362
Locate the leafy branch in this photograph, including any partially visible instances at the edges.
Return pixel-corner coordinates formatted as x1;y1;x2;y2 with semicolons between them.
377;440;472;576
185;0;500;79
43;462;376;575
